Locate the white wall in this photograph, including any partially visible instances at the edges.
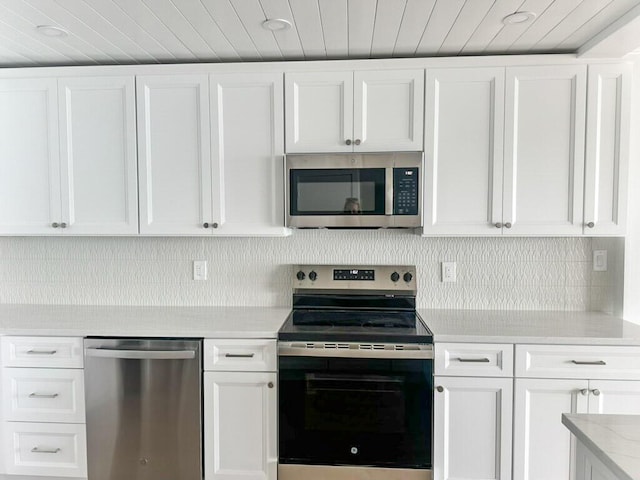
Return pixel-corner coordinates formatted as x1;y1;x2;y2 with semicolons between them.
624;55;640;324
0;233;613;311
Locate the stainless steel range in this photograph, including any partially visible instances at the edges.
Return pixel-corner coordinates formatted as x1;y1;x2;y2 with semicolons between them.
278;265;433;480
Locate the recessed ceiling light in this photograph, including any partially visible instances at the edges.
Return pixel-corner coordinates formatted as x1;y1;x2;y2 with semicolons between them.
502;11;536;25
36;25;69;37
262;18;292;32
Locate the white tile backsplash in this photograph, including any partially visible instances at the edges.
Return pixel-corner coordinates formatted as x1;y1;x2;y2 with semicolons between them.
0;232;620;311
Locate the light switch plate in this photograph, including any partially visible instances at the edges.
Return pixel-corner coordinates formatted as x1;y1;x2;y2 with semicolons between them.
593;250;607;272
193;260;208;280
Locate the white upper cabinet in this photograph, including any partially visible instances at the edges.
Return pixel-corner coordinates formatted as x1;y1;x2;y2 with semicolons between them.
285;69;423;153
137;75;214;235
0;78;61;235
58;76;138;235
424;67;505;235
210;73;289;236
583;64;631;236
0;76;137;236
503;65;587;236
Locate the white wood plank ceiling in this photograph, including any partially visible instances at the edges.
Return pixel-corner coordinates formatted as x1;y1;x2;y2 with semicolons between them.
0;0;639;67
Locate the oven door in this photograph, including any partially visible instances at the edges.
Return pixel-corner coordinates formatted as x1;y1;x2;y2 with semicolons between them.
278;344;432;473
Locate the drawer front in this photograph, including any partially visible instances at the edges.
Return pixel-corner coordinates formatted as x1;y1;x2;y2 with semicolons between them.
203;339;276;372
3;422;87;477
515;344;640;380
1;337;83;368
2;368;85;423
435;343;514;377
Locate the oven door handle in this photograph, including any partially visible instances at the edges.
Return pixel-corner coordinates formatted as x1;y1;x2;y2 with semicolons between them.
278;342;433;360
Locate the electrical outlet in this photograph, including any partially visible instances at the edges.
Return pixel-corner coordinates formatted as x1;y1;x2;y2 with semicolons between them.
593;250;607;272
442;262;456;283
193;260;208;281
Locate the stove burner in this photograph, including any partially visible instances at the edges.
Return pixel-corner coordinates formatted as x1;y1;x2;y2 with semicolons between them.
292;310;416;328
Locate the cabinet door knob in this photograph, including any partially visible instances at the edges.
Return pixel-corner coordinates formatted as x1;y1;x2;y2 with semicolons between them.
436;386;444;393
268;382;274;389
212;222;218;229
504;222;512;228
203;223;209;228
494;222;502;228
580;389;589;396
586;222;595;228
345;139;352;145
354;139;361;145
592;389;601;396
51;222;59;228
60;222;67;228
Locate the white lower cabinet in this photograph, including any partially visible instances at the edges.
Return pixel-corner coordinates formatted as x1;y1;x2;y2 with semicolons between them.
434;376;513;480
513;345;640;480
575;440;618;480
203;339;277;480
0;336;87;478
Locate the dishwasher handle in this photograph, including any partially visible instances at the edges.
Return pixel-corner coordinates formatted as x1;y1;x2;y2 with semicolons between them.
85;347;196;360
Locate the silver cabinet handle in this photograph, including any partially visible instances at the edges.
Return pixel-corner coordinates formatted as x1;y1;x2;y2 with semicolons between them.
204;222;218;228
212;222;218;228
436;386;444;393
85;348;196;360
494;222;502;228
203;222;210;228
457;357;491;363
592;389;601;396
225;353;255;358
345;139;352;145
60;222;67;228
51;223;59;228
31;447;61;454
354;139;361;145
571;360;606;366
29;393;59;399
27;349;57;355
580;389;589;396
586;222;595;228
268;382;274;389
504;222;512;228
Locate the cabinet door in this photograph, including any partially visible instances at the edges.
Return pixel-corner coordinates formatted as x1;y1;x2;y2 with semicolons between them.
137;75;213;235
514;378;589;480
583;64;631;235
204;372;276;480
423;67;504;235
210;73;289;236
433;376;513;480
575;440;619;480
285;71;353;153
588;380;640;414
0;78;61;235
58;76;138;235
353;69;424;152
504;66;587;235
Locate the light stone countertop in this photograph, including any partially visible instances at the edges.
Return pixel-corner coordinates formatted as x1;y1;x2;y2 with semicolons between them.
563;414;640;480
0;304;291;338
419;309;640;345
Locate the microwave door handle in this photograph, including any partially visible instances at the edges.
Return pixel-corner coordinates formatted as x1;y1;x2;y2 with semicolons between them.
385;167;393;216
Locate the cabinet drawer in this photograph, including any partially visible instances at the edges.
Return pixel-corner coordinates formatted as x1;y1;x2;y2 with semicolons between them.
435;343;514;377
2;368;85;423
515;344;640;380
1;337;83;368
3;422;87;477
203;339;276;372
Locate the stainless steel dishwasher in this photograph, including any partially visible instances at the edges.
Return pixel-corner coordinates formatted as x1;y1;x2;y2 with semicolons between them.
84;338;202;480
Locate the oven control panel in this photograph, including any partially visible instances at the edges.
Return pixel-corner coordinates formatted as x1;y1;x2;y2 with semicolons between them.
294;265;416;292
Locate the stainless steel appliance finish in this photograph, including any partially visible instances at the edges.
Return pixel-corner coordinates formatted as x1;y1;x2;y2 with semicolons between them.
285;152;422;228
278;265;433;478
84;338;202;480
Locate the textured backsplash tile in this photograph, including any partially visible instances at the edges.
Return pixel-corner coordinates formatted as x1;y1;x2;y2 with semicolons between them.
0;232;619;311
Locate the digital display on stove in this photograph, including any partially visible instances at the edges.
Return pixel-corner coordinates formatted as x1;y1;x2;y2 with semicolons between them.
333;269;375;281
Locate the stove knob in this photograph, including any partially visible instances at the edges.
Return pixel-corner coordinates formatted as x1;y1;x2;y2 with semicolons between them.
403;272;413;283
296;271;306;281
309;271;318;281
390;272;400;282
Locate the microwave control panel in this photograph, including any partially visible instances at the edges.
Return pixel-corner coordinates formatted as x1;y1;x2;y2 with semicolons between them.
393;168;419;215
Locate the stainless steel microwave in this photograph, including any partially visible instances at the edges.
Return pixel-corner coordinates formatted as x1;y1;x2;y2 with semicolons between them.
285;152;422;228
